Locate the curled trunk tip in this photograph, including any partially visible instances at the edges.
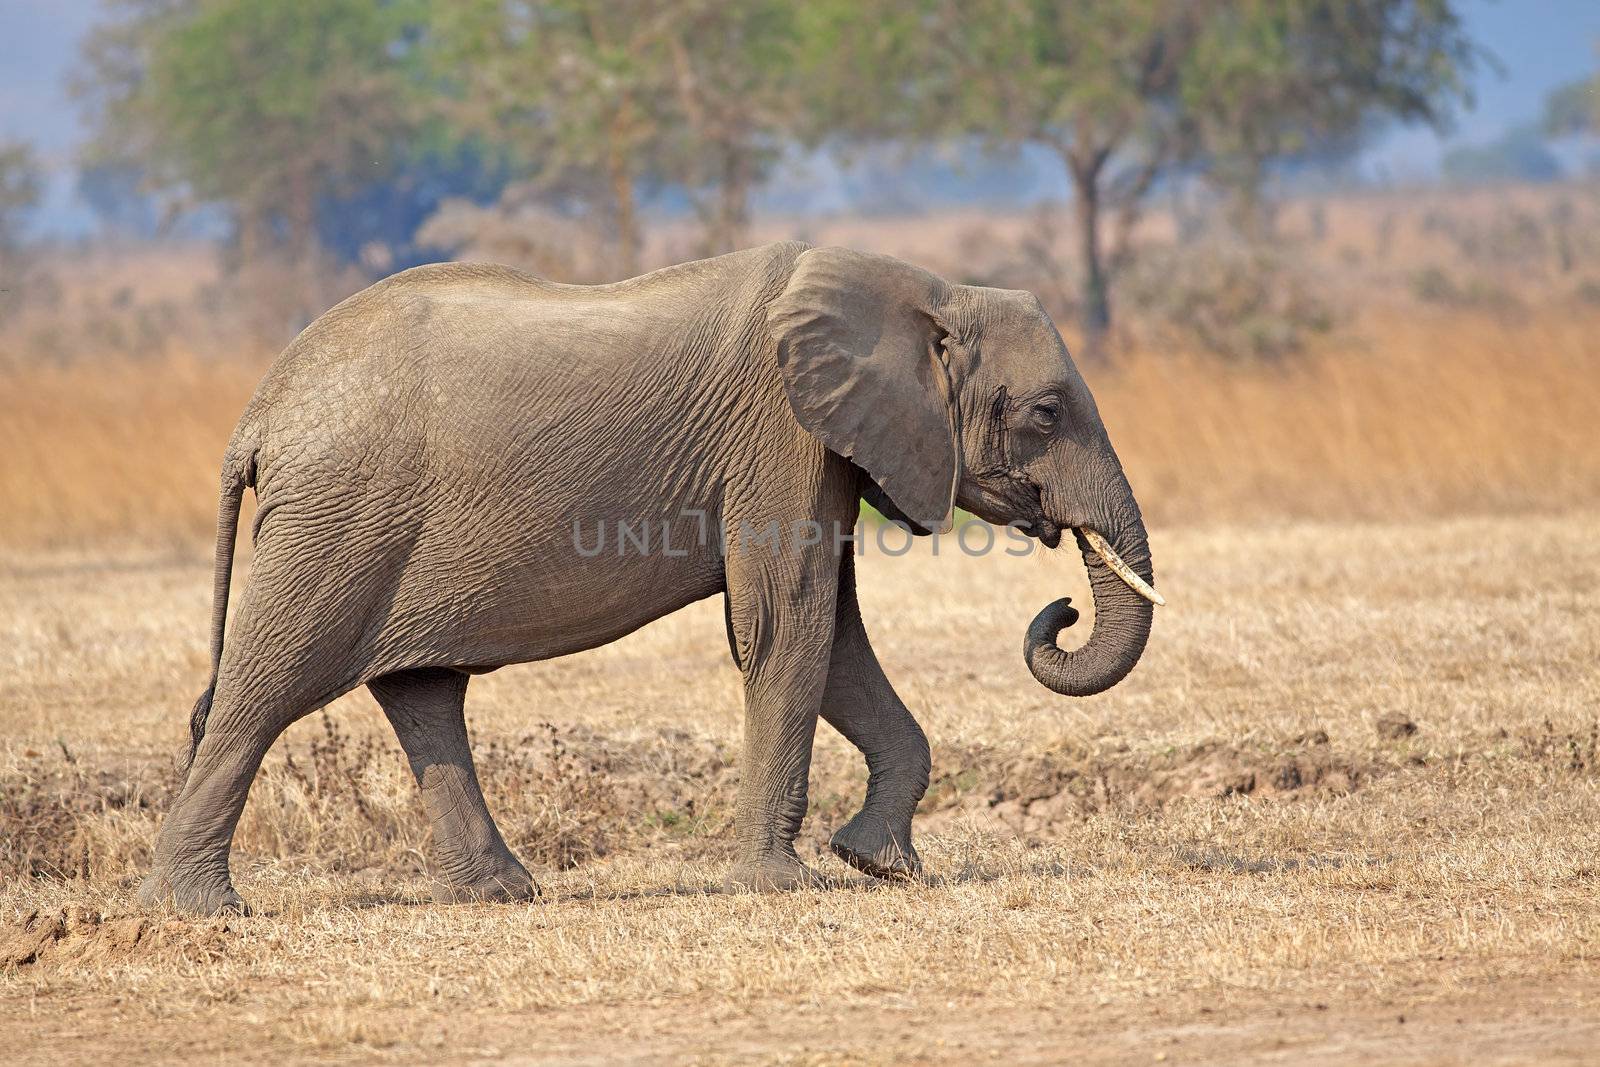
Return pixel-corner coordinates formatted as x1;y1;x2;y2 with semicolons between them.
1023;525;1155;698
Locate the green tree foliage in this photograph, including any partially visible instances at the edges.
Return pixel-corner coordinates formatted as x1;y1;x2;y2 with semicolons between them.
807;0;1474;356
430;0;803;274
804;1;1205;354
1188;0;1478;239
0;140;44;249
1543;75;1599;138
71;0;1478;346
428;0;669;276
657;1;804;256
77;0;421;303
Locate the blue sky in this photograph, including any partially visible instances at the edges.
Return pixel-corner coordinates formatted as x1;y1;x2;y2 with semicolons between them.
1;0;1597;233
1370;0;1600;180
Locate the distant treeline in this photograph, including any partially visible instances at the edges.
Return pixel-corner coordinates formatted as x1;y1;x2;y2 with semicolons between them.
28;0;1590;345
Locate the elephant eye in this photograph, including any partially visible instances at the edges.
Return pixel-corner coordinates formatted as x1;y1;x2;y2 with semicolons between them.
1031;402;1061;431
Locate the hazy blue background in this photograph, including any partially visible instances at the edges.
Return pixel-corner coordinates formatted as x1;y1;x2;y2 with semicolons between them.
3;0;1598;234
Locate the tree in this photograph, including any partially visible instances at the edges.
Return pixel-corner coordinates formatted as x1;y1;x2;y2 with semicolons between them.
0;139;45;323
1189;0;1478;239
428;1;670;275
809;1;1208;356
72;0;196;237
656;0;803;255
315;147;510;274
76;163;162;239
0;140;44;250
1442;125;1562;185
1543;73;1599;138
76;0;421;308
809;0;1476;358
430;0;804;272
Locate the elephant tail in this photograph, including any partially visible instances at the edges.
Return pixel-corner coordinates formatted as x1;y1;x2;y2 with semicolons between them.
181;443;256;778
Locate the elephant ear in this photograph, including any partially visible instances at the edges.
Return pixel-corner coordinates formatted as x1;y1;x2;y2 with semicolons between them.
767;247;961;531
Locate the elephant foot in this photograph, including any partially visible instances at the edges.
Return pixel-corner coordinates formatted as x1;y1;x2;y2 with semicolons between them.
138;870;250;916
830;813;921;882
723;852;826;893
435;857;539;904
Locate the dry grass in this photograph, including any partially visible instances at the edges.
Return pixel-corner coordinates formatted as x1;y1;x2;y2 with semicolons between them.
2;514;1598;1062
1101;308;1600;520
0;356;259;548
3;305;1598;549
6;181;1600;548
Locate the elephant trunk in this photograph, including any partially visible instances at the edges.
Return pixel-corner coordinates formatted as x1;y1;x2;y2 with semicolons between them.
1023;503;1156;698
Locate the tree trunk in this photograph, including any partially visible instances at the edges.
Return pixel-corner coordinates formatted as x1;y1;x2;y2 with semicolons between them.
1223;153;1272;242
285;167;318;323
1066;148;1111;361
234;207;269;270
606;140;641;278
712;146;750;254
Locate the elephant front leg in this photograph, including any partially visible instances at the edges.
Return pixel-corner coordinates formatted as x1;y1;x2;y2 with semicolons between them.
821;552;930;881
721;522;840;893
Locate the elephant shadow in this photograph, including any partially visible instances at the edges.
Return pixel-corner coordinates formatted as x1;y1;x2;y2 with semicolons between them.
312;866;946;912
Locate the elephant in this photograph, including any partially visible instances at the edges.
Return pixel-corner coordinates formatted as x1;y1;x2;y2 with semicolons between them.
138;242;1161;915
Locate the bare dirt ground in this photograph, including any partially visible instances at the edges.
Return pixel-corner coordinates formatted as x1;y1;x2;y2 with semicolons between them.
3;514;1598;1064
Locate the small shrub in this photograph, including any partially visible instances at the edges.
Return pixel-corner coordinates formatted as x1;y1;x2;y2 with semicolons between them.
1573;279;1600;306
1410;265;1460;304
1409;266;1524;314
1122;238;1336;361
0;748;176;882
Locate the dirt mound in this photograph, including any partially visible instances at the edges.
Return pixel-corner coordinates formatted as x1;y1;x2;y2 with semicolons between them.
922;732;1377;840
0;906;237;970
4;721;1394;891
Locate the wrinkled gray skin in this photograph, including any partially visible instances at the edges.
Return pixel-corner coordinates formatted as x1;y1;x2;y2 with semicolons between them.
138;243;1155;915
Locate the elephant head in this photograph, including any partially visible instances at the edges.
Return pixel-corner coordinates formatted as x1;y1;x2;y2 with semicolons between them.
768;246;1162;697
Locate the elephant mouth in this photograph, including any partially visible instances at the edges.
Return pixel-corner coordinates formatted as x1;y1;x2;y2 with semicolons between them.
1018;483;1164;606
1019;482;1063;548
1024;517;1063;548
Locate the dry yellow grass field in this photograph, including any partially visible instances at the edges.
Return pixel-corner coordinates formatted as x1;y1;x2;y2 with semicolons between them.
2;514;1598;1063
3;187;1600;1062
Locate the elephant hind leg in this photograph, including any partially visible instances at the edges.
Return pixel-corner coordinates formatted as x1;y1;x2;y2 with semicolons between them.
369;668;535;903
140;529;401;915
138;718;274;914
138;667;336;916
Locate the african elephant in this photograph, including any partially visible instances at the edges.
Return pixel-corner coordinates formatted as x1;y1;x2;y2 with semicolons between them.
139;242;1161;915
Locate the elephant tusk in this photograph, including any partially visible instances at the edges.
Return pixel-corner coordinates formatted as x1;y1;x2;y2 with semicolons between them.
1080;528;1166;607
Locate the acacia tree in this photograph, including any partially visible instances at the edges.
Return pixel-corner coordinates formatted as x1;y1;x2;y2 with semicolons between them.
813;0;1475;358
809;0;1210;357
0;140;43;250
0;139;44;320
431;0;684;276
658;0;803;255
1190;0;1477;239
77;0;419;310
72;0;196;232
1543;68;1600;138
432;0;804;271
